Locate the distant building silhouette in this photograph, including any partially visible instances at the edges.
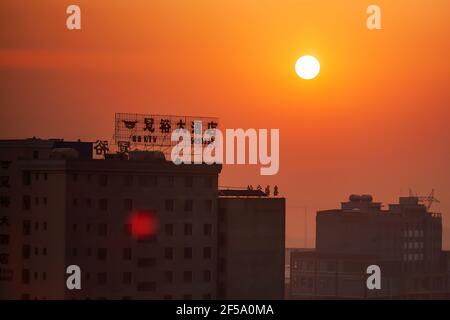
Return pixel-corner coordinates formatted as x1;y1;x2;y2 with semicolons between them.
290;194;450;299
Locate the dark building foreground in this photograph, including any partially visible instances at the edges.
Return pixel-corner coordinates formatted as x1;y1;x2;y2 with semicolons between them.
290;195;450;299
0;138;285;300
218;191;285;299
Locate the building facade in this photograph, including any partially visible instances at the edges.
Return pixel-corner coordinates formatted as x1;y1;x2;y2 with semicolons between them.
0;138;286;300
0;138;221;300
290;195;449;299
217;190;285;299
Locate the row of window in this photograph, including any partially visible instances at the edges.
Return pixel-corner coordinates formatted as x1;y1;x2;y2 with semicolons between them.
23;245;47;258
21;269;213;286
71;198;214;213
85;270;213;286
21;270;47;284
22;294;212;300
69;247;213;260
22;220;214;238
23;196;214;213
25;171;214;189
404;241;424;250
403;253;424;261
404;230;424;238
23;221;47;235
70;223;213;237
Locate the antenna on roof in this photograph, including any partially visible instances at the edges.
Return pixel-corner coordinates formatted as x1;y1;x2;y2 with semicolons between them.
418;189;440;210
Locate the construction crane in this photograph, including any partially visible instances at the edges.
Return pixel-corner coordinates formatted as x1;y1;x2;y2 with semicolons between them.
409;189;440;210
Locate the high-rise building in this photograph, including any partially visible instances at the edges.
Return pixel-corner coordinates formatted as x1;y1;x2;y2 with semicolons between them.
290;195;450;299
217;189;285;299
0;138;286;300
0;138;221;300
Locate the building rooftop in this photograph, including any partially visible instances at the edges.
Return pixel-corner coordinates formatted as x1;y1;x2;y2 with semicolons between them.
219;189;268;197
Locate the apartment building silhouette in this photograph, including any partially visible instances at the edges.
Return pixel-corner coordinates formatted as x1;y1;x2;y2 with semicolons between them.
0;138;285;300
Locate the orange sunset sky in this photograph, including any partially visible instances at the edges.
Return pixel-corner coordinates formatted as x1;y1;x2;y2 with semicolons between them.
1;0;449;248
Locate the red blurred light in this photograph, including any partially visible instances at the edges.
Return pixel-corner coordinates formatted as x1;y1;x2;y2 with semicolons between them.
129;211;158;239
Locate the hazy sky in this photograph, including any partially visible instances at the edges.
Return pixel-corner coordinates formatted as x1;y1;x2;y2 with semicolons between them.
1;0;449;247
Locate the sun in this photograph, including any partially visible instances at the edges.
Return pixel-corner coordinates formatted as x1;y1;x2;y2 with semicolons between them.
295;55;320;80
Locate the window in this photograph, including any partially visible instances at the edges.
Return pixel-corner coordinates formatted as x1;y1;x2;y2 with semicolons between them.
184;247;192;259
86;224;91;232
164;271;173;283
183;271;192;283
33;150;39;159
34;197;39;205
123;272;132;284
139;176;157;187
23;171;31;186
98;224;108;236
72;224;77;231
165;199;174;212
149;176;157;187
167;176;174;188
34;247;39;255
203;247;212;259
185;176;193;188
123;248;132;260
42;272;47;280
165;224;173;236
137;257;156;268
218;233;226;247
42;248;47;256
34;222;39;230
184;200;193;212
22;269;30;284
43;197;47;205
23;195;31;210
203;270;211;282
22;245;30;259
23;220;31;236
184;223;192;236
124;199;133;211
44;173;48;180
123;223;131;235
219;258;226;273
43;222;47;231
99;199;108;211
124;175;133;187
205;200;213;212
204;224;212;236
204;176;213;188
164;247;173;260
99;175;108;187
97;248;107;260
137;282;156;292
97;272;107;285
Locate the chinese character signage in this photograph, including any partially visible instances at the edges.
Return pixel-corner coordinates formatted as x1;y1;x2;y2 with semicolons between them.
114;113;219;153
